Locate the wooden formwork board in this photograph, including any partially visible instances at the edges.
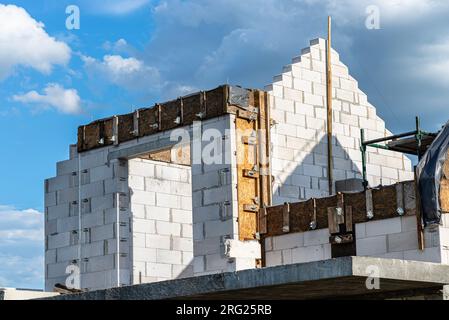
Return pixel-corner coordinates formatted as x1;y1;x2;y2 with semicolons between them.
440;150;449;213
77;85;235;152
235;90;272;241
236;116;259;241
263;180;417;238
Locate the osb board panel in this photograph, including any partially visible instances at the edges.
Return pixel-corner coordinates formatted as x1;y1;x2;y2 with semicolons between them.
138;107;159;137
80;123;99;151
441;151;449;213
266;206;283;236
182;93;202;124
146;148;171;163
289;200;314;233
118;113;135;143
371;185;398;220
314;195;339;229
440;179;449;213
236;117;258;241
79;119;114;151
344;191;369;224
204;86;226;119
172;144;191;166
160;100;180;131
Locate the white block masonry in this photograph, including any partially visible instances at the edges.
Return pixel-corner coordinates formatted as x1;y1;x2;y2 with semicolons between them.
265;216;449;267
128;158;193;284
266;38;413;205
45;148;130;291
45;115;261;290
45;125;184;291
191;114;261;276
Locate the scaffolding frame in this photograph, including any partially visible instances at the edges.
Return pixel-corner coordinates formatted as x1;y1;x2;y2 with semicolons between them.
360;116;437;189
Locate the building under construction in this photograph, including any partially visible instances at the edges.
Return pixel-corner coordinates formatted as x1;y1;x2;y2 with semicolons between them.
42;37;449;300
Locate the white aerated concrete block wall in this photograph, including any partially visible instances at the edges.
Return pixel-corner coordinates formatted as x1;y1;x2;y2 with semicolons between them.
45;148;130;291
355;216;446;263
266;38;413;205
264;228;331;267
45;124;190;291
128;158;193;284
264;216;449;267
192;115;261;276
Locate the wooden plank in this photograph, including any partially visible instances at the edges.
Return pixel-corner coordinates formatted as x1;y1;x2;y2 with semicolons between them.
327;207;338;234
326;16;333;195
345;205;353;233
415;167;425;251
282;203;290;233
396;183;405;216
259;207;267;235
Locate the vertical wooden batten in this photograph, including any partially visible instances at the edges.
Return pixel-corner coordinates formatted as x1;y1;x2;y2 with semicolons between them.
326;16;334;195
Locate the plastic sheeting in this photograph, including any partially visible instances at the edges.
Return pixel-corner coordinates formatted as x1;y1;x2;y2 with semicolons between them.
416;121;449;226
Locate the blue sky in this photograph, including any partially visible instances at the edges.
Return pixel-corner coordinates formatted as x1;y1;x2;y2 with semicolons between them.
1;0;449;289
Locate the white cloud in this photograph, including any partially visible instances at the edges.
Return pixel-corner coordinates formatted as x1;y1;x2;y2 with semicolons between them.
12;83;82;114
0;254;43;289
0;205;43;243
410;38;449;86
82;54;160;91
0;4;71;80
0;205;43;289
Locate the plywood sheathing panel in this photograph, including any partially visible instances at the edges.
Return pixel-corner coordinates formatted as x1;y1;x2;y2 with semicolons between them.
144;148;172;163
236;116;258;240
264;181;417;237
235;90;272;241
440;150;449;213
